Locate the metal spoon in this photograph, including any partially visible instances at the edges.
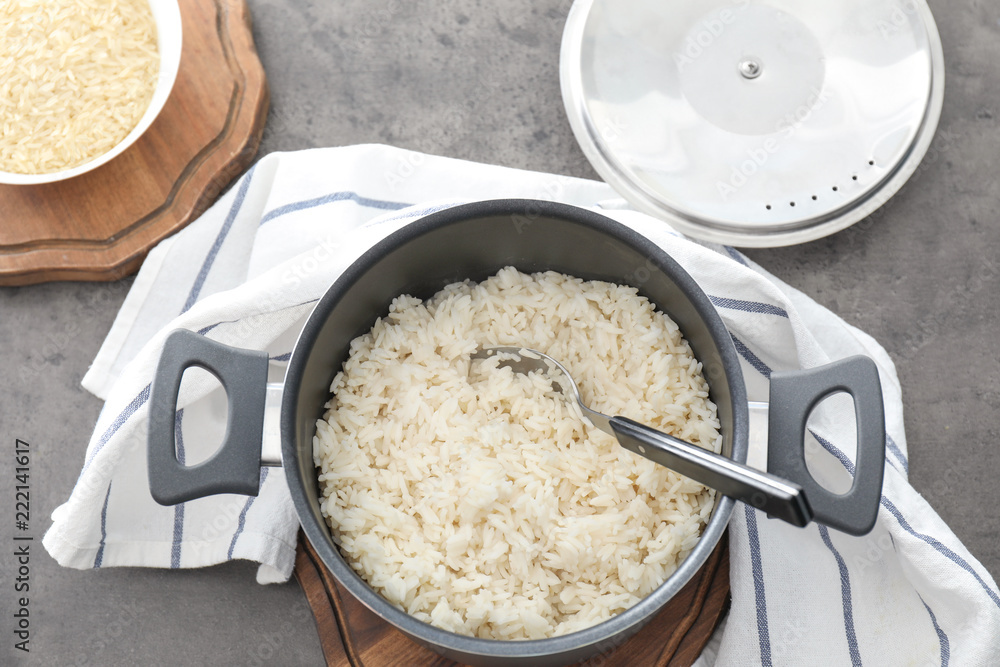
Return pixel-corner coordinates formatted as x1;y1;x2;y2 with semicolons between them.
471;346;812;527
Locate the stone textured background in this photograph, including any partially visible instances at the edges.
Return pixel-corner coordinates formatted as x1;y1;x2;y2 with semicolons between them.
1;0;996;664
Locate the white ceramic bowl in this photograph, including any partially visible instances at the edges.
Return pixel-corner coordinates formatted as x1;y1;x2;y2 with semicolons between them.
0;0;183;186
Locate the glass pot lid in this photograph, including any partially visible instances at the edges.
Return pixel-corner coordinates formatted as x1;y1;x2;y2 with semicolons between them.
560;0;945;247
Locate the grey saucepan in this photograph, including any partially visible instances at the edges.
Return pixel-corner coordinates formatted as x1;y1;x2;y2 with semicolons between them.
147;199;885;667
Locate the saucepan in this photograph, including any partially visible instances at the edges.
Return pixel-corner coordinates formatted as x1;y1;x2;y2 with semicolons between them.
147;200;885;666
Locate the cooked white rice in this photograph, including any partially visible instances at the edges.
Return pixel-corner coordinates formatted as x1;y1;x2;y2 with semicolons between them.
314;267;722;640
0;0;159;174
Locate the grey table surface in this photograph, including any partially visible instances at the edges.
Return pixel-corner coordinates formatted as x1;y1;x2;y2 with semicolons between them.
1;1;997;665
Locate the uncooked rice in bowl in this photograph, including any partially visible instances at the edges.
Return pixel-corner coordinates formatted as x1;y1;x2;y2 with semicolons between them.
0;0;159;175
313;267;722;640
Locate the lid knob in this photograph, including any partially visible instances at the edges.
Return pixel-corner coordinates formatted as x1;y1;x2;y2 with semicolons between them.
738;58;763;80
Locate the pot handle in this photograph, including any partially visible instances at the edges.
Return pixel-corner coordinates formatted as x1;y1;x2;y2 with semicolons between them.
767;356;885;536
148;329;269;506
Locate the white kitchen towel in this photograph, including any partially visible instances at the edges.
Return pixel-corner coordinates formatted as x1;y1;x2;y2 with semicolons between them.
44;144;999;664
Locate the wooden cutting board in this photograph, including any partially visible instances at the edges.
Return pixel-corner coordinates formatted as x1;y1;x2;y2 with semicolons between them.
294;532;730;667
0;0;267;286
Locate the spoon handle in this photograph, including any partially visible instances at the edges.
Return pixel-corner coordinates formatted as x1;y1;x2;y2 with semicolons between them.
610;416;813;528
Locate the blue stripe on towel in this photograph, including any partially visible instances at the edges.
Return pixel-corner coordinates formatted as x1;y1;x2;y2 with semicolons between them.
819;526;863;666
227;468;270;559
83;384;152;474
367;202;455;225
811;429;902;476
735;335;774;665
918;595;950;666
730;333;772;379
182;165;257;314
881;451;903;475
93;483;113;568
170;409;186;569
724;246;750;266
709;295;789;319
197;323;221;335
744;504;774;666
258;191;411;226
885;435;908;475
881;497;1000;608
809;430;857;476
